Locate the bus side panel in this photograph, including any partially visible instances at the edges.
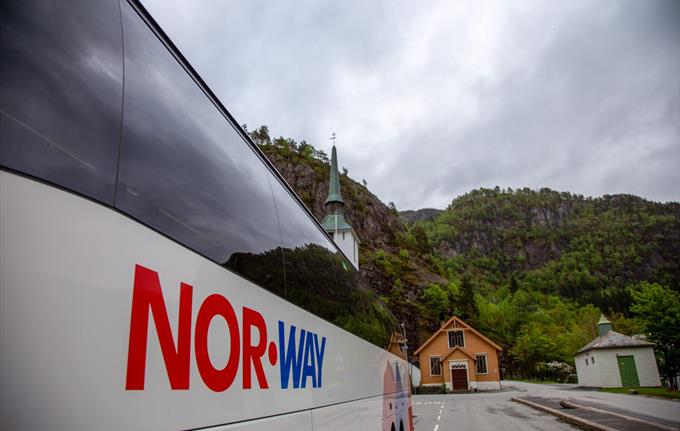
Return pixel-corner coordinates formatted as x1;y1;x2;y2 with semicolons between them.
0;170;410;430
360;396;384;430
311;400;362;431
201;411;312;431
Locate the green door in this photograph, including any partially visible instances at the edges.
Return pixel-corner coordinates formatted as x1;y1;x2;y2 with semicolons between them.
617;355;640;387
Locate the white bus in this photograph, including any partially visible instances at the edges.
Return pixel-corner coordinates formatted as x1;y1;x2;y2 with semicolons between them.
0;0;414;429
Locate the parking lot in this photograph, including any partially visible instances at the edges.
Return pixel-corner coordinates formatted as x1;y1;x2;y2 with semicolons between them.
413;392;577;431
412;380;680;431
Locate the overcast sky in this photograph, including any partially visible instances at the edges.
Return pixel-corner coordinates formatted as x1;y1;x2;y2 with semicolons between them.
142;0;679;210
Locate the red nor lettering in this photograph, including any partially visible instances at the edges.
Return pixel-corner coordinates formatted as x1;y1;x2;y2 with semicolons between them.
242;307;269;389
124;265;309;392
194;294;241;392
125;264;193;390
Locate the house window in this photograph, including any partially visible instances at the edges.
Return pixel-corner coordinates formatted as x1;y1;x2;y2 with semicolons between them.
429;357;442;376
448;330;465;348
475;354;488;374
585;358;589;366
591;356;595;364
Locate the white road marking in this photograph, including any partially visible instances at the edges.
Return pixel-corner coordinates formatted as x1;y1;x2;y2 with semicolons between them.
434;425;439;431
437;415;441;421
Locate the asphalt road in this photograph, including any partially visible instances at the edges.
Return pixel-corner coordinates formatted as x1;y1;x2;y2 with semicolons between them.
412;380;680;431
412;392;578;431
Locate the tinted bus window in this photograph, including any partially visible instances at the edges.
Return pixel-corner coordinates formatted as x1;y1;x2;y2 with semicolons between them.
268;177;343;312
272;177;394;345
0;0;123;203
117;3;284;291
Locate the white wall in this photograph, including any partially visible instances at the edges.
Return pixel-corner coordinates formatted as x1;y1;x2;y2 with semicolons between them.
575;352;600;387
332;229;359;270
595;347;661;387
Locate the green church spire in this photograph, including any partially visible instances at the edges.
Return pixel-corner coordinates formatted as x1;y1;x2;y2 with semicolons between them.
325;145;344;206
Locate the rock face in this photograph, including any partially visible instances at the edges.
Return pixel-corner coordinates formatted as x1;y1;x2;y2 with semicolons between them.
399;208;442;225
263;149;404;255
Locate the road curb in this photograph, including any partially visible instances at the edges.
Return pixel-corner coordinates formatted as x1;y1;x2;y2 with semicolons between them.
560;399;678;431
511;396;618;431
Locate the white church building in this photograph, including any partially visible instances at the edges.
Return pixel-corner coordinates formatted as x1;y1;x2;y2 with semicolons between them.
321;145;360;270
575;315;661;388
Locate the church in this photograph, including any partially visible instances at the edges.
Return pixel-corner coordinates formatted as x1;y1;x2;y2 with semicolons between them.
321;145;360;270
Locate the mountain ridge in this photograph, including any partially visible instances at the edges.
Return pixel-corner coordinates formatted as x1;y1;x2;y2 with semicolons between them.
246;125;679;377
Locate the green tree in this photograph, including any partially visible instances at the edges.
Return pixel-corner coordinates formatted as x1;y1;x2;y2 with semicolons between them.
510;321;554;376
630;282;680;389
421;283;449;322
248;125;271;146
411;224;430;254
459;274;477;322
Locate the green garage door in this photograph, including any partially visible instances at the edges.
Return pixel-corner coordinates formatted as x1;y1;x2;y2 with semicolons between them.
617;355;640;387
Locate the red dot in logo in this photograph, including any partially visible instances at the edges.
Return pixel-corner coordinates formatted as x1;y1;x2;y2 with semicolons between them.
268;341;278;365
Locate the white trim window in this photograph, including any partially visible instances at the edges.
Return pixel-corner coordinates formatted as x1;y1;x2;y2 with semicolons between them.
429;356;442;376
475;354;488;374
448;329;465;348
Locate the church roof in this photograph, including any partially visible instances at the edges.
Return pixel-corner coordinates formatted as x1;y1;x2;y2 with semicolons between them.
325;145;344;205
576;330;654;354
321;213;354;233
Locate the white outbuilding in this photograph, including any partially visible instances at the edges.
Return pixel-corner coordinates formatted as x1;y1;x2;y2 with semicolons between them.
575;316;661;388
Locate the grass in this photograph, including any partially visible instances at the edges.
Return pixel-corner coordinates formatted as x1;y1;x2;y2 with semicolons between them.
599;386;680;400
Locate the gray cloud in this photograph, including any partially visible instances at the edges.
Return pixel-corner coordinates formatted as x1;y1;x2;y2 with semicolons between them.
143;0;679;210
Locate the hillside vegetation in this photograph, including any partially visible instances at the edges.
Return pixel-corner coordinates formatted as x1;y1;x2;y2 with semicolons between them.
246;125;680;378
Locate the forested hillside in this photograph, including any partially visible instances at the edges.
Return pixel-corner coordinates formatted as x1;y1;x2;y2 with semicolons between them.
415;188;679;376
246;125;680;378
421;188;679;311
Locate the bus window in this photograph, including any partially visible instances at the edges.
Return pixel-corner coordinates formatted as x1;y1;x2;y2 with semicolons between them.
116;2;284;292
0;0;123;203
268;176;339;301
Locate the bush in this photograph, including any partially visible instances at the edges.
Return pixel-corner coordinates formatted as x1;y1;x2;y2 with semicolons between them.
535;361;574;381
564;374;578;384
414;385;447;395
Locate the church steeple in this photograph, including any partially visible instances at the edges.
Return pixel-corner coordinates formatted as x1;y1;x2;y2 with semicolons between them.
320;138;360;270
325;145;344;206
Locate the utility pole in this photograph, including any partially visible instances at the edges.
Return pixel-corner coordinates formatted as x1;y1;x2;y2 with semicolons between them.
401;323;412;386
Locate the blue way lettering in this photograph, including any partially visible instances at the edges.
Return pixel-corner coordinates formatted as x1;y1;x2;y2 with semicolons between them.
278;322;326;389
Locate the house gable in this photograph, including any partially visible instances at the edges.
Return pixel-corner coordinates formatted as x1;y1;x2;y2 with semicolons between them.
442;346;476;362
414;316;502;356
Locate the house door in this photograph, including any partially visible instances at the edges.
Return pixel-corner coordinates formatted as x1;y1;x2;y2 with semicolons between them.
617;356;640;387
450;364;468;391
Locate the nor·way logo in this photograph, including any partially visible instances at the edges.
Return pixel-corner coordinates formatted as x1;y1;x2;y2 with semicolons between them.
125;264;326;392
